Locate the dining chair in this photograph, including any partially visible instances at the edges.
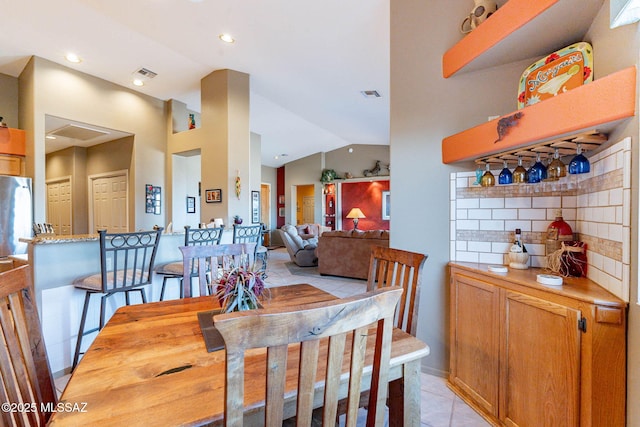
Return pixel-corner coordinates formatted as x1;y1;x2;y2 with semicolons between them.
232;223;268;277
179;242;256;298
367;246;427;336
0;265;57;427
214;286;403;427
155;225;224;300
72;228;162;370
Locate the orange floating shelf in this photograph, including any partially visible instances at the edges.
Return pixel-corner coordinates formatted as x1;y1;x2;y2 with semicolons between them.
0;128;26;156
443;0;557;78
442;66;636;164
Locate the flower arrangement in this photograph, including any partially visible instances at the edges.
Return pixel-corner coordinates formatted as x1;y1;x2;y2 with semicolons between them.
215;265;267;312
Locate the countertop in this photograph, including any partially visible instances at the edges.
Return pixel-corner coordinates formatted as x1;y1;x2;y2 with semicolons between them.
20;231;186;245
449;261;627;308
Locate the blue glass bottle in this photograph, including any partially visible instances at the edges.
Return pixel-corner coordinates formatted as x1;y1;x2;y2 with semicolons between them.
569;143;590;174
498;160;513;184
527;153;547;183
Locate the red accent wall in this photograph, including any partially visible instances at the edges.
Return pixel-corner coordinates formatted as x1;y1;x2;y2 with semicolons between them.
276;166;285;228
340;180;390;230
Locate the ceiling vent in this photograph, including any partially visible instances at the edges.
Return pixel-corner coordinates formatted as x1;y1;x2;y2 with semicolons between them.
48;124;110;141
361;90;381;98
134;67;158;79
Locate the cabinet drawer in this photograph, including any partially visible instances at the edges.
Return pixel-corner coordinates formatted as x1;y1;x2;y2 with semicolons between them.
0;155;22;176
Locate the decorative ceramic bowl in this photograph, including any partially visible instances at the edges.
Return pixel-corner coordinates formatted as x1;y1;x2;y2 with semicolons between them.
508;251;529;269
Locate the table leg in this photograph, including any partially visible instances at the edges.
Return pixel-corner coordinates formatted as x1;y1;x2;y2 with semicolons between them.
388;359;421;427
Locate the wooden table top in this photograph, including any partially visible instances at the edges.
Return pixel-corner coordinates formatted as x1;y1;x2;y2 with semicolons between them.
49;284;429;426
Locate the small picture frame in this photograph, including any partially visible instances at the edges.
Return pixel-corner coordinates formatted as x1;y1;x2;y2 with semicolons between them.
251;191;261;223
278;195;285;204
206;189;222;203
186;196;196;214
382;190;390;220
278;207;285;217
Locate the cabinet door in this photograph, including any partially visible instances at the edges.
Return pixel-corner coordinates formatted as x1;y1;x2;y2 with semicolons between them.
501;291;580;427
450;274;500;416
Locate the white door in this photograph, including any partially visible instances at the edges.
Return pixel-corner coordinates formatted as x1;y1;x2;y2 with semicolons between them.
90;173;128;233
46;177;72;235
302;196;314;224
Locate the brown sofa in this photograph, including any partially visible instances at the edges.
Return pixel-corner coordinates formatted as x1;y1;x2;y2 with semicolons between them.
317;230;390;279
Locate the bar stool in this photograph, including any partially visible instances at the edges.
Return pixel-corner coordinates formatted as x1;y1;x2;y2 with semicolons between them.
72;228;162;370
154;225;224;300
232;223;268;277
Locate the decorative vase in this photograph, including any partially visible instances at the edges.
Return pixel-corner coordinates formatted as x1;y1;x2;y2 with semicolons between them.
234;217;243;225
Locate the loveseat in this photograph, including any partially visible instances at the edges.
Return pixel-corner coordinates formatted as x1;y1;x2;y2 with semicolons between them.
279;224;319;267
317;229;390;279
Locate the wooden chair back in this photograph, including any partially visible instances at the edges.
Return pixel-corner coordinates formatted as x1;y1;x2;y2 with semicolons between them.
179;243;256;298
98;228;163;293
367;246;427;336
0;265;56;427
214;287;403;427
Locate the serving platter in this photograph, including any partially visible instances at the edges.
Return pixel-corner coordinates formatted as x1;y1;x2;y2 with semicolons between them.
517;42;593;109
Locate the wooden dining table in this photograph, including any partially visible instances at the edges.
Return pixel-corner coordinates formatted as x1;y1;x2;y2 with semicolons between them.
48;284;430;427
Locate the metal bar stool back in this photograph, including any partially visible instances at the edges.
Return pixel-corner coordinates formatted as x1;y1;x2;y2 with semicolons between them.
156;225;224;300
72;228;162;370
232;223;267;277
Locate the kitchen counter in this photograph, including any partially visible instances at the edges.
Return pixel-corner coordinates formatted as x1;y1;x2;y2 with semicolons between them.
449;261;627;308
20;231;187;245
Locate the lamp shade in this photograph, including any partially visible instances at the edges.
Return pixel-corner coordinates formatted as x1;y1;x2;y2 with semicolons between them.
346;208;366;219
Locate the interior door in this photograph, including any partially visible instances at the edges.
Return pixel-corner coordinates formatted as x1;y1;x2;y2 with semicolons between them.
46;177;72;235
90;173;128;233
302;196;314;224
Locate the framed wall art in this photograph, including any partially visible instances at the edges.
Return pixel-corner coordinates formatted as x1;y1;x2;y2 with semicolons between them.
382;190;390;220
205;189;222;203
186;196;196;213
251;191;261;223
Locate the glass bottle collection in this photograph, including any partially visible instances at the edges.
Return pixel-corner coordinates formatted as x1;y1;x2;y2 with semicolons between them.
477;145;589;187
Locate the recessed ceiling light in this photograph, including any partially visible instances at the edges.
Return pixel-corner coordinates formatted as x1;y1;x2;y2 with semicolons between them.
132;79;144;87
219;33;235;43
348;148;354;153
45;135;56;140
65;53;82;63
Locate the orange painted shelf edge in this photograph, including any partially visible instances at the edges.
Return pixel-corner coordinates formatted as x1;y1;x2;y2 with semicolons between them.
442;66;637;164
0;128;26;156
442;0;557;78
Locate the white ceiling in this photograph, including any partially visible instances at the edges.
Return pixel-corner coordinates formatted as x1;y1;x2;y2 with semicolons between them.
0;0;389;167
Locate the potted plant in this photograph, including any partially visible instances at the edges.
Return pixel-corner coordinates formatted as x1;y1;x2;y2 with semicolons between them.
215;265;267;312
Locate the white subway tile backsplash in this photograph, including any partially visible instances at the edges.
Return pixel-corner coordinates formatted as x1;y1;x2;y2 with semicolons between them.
456;251;479;263
493;209;518;220
623;189;631;227
456;177;468;189
468;209;492;220
532;197;561;209
597;190;609;207
616;206;623;225
602;153;617;174
596;223;609;240
532;220;550;232
480;198;504;209
526;243;545;257
492;242;511;254
623;228;630;264
457;209;468;220
610;188;623;205
505;220;531;232
468;241;492;252
530;256;546;268
624;150;631;188
457;198;479;209
603;257;617;277
479;253;504;264
589;251;603;271
480;220;504;231
608;224;623;243
505;197;532;209
457;220;479;230
456;241;467;251
519;209;547;220
562;195;577;208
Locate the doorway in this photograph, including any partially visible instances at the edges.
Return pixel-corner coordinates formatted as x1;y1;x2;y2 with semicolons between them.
88;170;129;233
295;184;315;225
260;183;271;246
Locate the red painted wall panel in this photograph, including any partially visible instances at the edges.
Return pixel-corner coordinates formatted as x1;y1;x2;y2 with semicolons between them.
340;180;390;230
276;166;285;228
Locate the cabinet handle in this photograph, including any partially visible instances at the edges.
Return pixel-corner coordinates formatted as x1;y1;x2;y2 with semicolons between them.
578;317;587;333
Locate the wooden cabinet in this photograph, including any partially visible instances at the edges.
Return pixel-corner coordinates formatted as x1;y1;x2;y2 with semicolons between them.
0;154;22;176
449;264;627;427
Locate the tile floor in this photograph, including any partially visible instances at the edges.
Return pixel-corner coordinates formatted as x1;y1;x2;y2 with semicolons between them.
55;247;490;427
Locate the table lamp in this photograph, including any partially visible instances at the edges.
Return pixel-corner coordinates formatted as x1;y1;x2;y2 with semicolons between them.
346;208;366;230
